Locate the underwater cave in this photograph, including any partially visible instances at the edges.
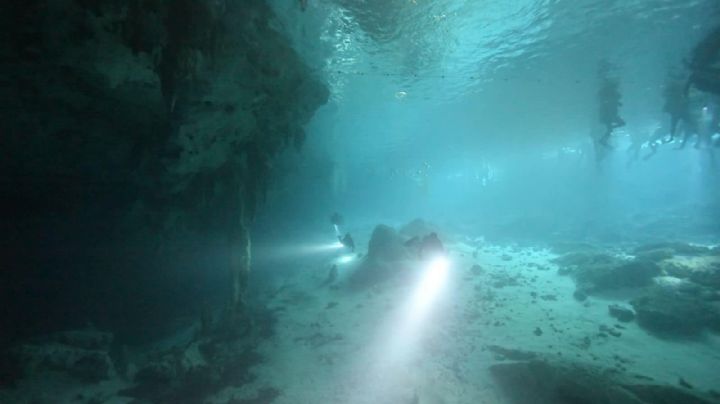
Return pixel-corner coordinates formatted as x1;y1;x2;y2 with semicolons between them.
1;0;720;403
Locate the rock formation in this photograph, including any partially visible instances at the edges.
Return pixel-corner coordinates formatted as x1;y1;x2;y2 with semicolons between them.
0;0;328;343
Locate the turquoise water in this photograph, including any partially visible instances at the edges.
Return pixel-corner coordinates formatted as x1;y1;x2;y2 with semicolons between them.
1;1;719;403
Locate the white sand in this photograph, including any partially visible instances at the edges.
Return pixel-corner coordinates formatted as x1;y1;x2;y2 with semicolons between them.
5;230;719;403
215;233;720;403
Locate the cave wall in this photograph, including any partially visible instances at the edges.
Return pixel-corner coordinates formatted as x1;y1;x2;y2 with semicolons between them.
0;0;328;345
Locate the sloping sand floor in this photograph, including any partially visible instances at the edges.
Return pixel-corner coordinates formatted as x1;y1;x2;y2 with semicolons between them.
212;235;720;404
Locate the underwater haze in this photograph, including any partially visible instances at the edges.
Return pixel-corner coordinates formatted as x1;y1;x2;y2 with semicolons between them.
1;0;720;403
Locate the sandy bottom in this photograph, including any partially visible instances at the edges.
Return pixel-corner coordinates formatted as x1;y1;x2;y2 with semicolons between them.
4;229;720;404
211;230;720;403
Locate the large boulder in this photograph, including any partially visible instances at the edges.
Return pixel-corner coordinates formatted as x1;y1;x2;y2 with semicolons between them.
608;304;636;322
630;285;720;336
349;225;411;287
366;225;408;263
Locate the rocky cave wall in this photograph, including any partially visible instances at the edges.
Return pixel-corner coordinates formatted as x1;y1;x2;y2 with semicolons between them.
0;0;328;345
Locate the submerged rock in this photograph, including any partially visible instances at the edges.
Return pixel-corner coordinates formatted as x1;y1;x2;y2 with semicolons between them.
555;253;661;293
1;0;329;349
573;290;589;301
630;285;720;336
688;263;720;290
548;242;599;255
608;304;636;322
13;328;116;384
634;248;675;263
490;359;716;404
553;252;619;269
634;242;712;257
349;224;411;287
367;225;408;262
660;262;694;279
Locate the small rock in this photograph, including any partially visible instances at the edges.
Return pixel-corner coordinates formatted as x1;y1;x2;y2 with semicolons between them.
608;304;635;322
573;290;588;301
324;265;338;285
679;377;694;390
533;327;543;336
599;325;621;337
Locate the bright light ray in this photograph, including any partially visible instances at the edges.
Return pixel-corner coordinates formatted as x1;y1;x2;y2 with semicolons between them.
337;254;355;264
253;240;344;263
405;256;450;324
306;241;344;252
346;256;452;402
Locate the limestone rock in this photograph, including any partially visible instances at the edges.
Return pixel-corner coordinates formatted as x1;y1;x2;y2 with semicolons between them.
554;253;660;293
349;224;412;287
689;263;720;289
634;248;675;263
630;285;720;336
366;225;408;263
608;304;636;322
634;242;712;257
1;0;328;343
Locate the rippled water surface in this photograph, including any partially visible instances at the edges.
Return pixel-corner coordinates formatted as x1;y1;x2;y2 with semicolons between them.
270;0;719;160
275;0;715;99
